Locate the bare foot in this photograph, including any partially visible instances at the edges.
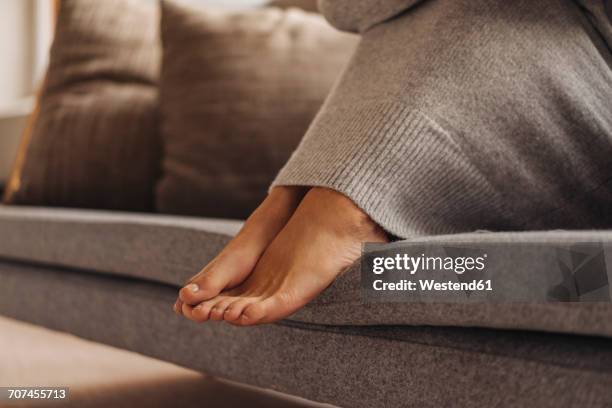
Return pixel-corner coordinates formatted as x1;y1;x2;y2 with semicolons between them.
178;187;388;326
174;186;305;314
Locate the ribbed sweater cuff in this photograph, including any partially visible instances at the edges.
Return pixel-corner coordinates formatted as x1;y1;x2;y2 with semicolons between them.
272;100;500;238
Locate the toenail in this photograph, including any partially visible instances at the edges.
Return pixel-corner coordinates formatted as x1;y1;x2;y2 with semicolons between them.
187;283;199;292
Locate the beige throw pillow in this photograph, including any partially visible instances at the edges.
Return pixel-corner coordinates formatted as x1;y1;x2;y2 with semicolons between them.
4;0;160;211
156;0;357;219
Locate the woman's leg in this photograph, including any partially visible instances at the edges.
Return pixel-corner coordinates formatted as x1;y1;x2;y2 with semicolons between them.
175;186;388;325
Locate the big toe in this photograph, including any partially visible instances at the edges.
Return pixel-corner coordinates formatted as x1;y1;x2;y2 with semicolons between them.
179;273;228;305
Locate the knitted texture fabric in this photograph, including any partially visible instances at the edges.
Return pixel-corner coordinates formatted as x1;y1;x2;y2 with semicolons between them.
272;0;612;238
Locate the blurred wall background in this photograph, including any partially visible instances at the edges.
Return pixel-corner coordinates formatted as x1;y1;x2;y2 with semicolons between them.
0;0;52;187
0;0;52;105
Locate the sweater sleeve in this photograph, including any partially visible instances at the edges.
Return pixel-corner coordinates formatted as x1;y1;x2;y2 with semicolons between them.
272;0;612;238
271;1;510;238
270;98;503;238
272;1;507;239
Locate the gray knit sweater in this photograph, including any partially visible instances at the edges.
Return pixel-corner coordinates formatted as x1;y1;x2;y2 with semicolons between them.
272;0;612;238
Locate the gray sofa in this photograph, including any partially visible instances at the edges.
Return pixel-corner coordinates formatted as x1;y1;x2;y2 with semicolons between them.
1;205;612;407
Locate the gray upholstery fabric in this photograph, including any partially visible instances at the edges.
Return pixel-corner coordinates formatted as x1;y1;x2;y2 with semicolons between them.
1;261;612;408
2;205;612;338
0;205;241;286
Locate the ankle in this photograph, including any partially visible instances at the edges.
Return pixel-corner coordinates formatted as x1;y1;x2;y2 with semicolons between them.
306;187;389;242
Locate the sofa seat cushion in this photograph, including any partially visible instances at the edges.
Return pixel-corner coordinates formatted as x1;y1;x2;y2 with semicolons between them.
2;205;612;338
1;261;612;408
0;205;241;287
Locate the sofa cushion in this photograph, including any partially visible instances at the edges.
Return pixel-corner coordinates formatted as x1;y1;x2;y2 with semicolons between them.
156;0;357;219
1;205;612;338
0;205;241;287
1;262;612;408
3;0;160;211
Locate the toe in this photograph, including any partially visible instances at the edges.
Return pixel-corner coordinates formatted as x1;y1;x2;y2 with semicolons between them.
179;273;227;305
191;299;218;322
209;297;234;321
224;297;258;323
240;298;273;325
181;302;195;320
173;299;184;315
